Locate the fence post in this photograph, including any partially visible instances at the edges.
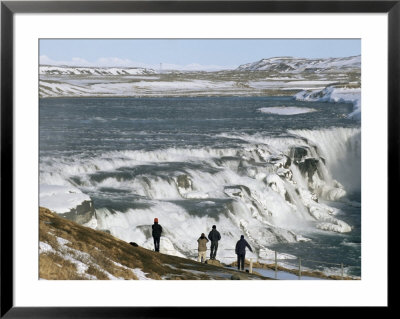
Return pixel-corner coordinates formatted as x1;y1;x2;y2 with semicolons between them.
341;263;344;279
298;258;302;280
274;251;278;279
249;258;253;274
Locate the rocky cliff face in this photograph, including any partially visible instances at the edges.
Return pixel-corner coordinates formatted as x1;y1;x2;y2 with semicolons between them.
58;200;95;224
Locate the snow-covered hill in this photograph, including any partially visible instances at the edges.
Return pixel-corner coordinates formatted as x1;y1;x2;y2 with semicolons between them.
39;56;360;98
40;65;156;76
237;56;360;73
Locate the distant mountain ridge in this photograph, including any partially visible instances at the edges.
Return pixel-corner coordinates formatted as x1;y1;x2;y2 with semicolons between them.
40;65;156;76
237;55;361;73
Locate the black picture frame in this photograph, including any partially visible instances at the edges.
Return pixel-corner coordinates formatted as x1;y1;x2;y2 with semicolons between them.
1;1;395;317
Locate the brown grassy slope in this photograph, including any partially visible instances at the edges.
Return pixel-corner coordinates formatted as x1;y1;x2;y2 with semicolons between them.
39;207;271;280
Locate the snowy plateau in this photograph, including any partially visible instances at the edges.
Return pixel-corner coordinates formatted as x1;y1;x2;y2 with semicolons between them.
39;55;360;99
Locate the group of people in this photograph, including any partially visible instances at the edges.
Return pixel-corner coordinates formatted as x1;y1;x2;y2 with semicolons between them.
197;226;253;271
151;218;253;271
197;225;221;262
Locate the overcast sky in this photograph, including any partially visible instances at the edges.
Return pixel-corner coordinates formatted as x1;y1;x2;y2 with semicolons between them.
40;39;361;71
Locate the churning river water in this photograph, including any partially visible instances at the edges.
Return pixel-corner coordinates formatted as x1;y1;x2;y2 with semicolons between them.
40;96;361;277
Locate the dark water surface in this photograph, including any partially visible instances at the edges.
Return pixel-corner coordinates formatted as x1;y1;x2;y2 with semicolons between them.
40;96;357;155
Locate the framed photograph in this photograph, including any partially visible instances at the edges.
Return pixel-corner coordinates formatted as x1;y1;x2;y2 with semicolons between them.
1;0;395;316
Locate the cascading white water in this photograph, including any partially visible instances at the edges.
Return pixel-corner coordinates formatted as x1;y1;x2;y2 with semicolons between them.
288;128;361;193
41;127;359;263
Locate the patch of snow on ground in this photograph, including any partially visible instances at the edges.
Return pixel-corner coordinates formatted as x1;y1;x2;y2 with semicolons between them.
62;253;89;275
56;237;70;246
39;241;55;253
132;268;153;280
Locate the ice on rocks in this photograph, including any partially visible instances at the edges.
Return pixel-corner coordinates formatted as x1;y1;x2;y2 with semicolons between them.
40;184;91;214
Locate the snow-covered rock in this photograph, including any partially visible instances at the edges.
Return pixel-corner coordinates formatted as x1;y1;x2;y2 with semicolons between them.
294;86;361;121
40;184;95;224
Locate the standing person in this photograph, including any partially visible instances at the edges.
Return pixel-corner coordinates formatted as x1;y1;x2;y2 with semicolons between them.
152;218;162;252
208;225;221;260
197;233;209;263
235;235;253;271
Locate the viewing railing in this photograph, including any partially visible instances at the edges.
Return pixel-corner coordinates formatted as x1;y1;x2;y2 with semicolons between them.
158;248;361;280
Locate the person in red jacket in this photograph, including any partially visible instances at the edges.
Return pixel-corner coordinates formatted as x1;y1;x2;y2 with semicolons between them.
152;218;162;252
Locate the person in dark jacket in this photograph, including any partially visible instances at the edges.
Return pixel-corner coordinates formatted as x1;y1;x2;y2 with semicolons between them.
152;218;162;252
208;225;221;260
235;235;253;271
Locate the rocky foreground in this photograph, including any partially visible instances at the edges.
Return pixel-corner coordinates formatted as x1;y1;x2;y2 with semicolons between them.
39;207;271;280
